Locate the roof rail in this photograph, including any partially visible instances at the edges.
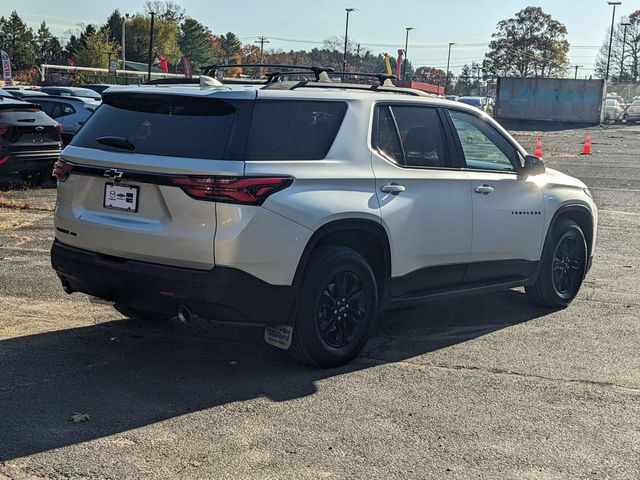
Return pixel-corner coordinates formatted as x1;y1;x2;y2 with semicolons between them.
145;77;199;85
262;80;432;97
200;64;335;83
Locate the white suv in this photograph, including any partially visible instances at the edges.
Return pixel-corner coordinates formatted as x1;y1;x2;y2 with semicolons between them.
51;73;597;367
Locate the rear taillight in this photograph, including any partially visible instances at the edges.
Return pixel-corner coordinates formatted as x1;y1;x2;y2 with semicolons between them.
55;123;64;135
171;176;293;205
0;124;8;136
52;160;73;181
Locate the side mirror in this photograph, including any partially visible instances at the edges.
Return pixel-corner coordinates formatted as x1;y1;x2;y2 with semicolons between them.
522;154;545;175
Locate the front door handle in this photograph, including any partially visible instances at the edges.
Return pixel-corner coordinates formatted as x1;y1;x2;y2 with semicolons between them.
381;183;406;195
474;184;494;195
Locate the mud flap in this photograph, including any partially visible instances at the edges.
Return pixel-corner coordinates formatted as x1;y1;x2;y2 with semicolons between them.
264;325;293;350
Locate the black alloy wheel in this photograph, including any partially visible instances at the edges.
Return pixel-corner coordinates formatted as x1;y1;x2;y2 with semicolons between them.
317;271;368;349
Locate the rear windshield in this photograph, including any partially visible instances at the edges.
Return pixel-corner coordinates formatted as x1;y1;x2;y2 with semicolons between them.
245;100;347;160
71;93;250;159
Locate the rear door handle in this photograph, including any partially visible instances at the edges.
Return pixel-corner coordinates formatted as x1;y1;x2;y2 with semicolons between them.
380;183;406;195
474;184;494;195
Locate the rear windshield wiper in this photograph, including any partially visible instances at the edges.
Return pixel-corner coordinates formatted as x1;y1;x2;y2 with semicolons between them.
96;136;135;151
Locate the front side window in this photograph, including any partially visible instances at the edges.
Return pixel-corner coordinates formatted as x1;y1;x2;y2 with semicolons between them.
375;105;450;168
449;110;515;172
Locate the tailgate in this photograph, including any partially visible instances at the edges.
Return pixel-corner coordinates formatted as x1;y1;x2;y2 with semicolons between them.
54;90;255;270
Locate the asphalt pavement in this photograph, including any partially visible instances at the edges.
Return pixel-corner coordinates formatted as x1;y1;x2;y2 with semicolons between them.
0;124;638;479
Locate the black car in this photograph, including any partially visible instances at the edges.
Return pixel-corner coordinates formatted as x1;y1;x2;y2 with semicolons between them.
0;90;62;183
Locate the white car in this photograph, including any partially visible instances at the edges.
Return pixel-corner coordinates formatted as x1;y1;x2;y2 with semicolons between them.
50;75;597;367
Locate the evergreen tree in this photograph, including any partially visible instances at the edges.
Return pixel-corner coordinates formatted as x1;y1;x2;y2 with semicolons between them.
34;21;63;65
0;11;35;71
179;18;214;67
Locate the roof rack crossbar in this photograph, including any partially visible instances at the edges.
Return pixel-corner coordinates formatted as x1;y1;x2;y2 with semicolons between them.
328;72;397;86
262;81;431;97
200;64;335;82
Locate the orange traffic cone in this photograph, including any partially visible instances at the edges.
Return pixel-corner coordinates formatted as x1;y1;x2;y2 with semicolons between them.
534;137;543;158
581;133;592;155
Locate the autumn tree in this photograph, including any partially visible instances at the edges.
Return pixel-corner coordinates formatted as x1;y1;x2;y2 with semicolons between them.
144;1;186;24
415;66;447;85
73;27;119;68
0;11;35;71
595;10;640;82
484;6;569;77
124;15;181;65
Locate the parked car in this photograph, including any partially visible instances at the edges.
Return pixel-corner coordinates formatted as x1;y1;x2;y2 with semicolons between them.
82;84;113;95
623;99;640;123
445;95;459;101
27;96;99;145
6;89;49;100
0;91;62;183
50;77;597;367
39;86;102;101
458;96;494;115
604;98;625;122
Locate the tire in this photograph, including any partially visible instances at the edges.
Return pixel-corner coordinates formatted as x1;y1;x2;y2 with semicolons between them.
526;219;588;308
114;304;173;322
289;246;378;368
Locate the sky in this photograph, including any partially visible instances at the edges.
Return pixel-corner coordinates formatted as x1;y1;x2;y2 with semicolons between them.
4;0;633;76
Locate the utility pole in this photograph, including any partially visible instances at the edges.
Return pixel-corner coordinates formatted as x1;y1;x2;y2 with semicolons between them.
343;8;357;71
620;22;631;81
147;11;155;81
255;36;270;64
573;65;583;79
445;42;455;95
605;1;621;81
356;43;361;71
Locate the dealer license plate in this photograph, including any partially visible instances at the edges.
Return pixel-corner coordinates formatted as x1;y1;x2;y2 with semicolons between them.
103;183;139;212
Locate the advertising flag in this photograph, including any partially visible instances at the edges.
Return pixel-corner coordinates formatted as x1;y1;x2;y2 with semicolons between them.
1;50;13;86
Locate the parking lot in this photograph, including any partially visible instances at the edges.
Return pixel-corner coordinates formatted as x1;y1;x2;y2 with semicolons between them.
0;124;639;479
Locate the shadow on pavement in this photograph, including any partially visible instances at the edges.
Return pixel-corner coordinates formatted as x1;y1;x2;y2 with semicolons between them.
498;119;596;132
0;289;551;461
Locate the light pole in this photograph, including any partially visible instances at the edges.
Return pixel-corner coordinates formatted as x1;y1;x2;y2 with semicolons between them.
147;11;155;81
445;42;455;94
343;8;357;71
403;27;416;81
620;21;631;81
605;1;622;81
121;13;129;70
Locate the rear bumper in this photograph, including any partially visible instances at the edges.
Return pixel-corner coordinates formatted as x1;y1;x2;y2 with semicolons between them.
0;147;61;175
51;240;298;325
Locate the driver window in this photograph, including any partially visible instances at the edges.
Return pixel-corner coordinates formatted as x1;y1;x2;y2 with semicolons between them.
449;110;515;172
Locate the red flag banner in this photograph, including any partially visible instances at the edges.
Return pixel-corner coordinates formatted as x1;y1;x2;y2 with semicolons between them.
1;50;13;86
158;55;168;73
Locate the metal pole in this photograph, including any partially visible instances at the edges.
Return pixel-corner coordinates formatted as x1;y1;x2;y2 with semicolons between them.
573;65;583;79
605;2;621;80
343;9;356;71
445;42;454;94
147;12;155;81
403;28;414;81
620;23;631;81
121;13;129;70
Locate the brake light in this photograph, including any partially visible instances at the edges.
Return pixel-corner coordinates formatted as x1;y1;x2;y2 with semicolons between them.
52;160;73;181
171;176;293;205
55;123;64;135
0;124;8;136
0;155;9;165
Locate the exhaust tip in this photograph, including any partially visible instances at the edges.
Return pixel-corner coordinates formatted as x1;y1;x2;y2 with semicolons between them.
177;305;193;323
60;278;74;294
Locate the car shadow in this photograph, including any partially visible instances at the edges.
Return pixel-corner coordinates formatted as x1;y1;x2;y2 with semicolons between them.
0;289;552;461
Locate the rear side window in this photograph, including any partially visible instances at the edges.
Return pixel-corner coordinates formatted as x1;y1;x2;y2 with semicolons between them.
72;94;249;159
245;100;347;160
375;105;450;168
